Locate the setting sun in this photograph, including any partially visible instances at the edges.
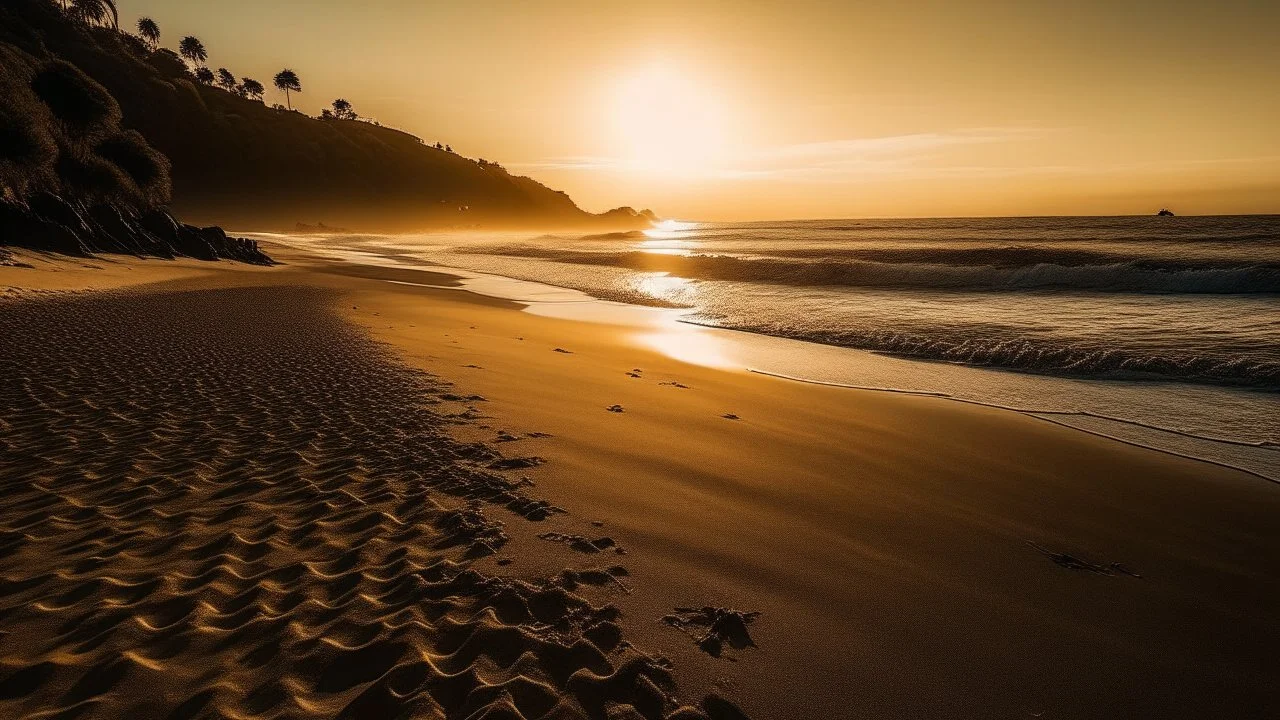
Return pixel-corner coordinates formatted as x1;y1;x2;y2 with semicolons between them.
609;63;732;177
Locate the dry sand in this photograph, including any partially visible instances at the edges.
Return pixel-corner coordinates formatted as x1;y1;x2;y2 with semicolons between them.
2;245;1277;719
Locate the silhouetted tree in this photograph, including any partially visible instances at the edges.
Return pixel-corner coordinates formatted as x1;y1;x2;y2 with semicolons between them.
273;69;301;111
435;142;443;150
320;109;334;120
194;67;215;86
68;0;117;28
216;68;236;92
445;144;452;153
179;36;207;68
136;17;160;49
238;77;265;101
331;98;358;120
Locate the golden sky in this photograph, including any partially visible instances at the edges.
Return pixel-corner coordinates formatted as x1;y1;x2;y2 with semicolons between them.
126;0;1280;219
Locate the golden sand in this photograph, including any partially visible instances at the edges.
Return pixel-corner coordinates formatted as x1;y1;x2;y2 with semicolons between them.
2;246;1276;719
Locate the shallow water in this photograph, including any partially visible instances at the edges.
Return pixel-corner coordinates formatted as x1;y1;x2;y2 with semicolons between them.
261;218;1280;481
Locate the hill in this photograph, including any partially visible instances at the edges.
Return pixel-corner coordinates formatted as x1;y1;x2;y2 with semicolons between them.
0;1;270;262
0;0;655;233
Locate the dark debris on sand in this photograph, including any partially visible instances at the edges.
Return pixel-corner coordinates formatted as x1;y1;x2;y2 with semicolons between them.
539;532;627;555
663;607;761;659
1026;541;1143;578
0;285;748;720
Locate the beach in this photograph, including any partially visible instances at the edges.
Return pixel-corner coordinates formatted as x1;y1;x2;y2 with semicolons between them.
2;244;1277;719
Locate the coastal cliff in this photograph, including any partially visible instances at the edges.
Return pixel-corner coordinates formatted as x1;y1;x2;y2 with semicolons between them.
0;0;655;235
1;11;270;264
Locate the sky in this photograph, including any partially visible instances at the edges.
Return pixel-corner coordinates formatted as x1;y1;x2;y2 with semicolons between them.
123;0;1280;219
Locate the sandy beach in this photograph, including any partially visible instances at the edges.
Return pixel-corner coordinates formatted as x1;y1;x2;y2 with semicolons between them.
2;244;1278;719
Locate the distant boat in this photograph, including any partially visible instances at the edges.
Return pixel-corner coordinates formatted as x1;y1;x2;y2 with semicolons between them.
1157;208;1175;217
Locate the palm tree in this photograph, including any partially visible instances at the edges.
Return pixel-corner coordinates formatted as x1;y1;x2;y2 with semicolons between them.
178;36;208;68
72;0;118;29
68;0;117;28
136;17;160;49
273;69;301;111
216;68;237;92
194;67;215;85
238;78;265;101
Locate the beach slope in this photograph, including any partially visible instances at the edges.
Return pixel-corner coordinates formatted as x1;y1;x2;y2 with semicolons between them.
2;249;1277;719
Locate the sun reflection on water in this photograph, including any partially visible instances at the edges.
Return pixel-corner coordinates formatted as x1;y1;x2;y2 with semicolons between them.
634;325;734;368
638;219;699;256
642;219;698;240
629;272;697;306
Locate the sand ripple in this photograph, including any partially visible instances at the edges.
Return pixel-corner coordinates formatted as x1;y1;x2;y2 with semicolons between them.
0;286;741;719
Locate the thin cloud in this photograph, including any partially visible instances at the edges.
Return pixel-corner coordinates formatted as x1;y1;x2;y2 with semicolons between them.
757;127;1044;162
510;155;622;171
511;127;1087;181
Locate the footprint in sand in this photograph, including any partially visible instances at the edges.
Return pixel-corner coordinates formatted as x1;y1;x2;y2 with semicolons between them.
553;347;573;354
722;413;740;420
488;456;545;470
538;532;625;555
663;606;761;659
606;404;624;413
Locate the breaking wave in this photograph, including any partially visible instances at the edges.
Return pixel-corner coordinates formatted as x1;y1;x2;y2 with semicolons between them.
476;246;1280;294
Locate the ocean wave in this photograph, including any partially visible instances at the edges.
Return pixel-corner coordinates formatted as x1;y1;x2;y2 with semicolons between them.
474;247;1280;294
685;319;1280;388
534;230;648;242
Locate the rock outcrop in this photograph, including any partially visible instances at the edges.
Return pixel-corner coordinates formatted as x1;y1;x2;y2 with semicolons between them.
1;194;271;264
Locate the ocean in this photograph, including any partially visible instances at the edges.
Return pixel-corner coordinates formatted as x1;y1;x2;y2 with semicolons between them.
264;215;1280;480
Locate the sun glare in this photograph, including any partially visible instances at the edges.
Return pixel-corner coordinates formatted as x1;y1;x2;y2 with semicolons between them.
611;64;730;177
643;218;698;238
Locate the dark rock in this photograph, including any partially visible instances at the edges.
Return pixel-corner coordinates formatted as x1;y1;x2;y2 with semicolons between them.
28;192;88;233
0;200;88;256
2;199;271;265
136;208;180;244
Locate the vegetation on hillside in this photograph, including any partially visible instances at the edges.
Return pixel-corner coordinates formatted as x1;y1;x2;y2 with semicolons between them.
1;0;655;231
0;39;169;209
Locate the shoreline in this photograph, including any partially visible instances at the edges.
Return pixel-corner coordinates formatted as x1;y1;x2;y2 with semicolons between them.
747;368;1279;483
3;246;1278;718
254;231;1280;482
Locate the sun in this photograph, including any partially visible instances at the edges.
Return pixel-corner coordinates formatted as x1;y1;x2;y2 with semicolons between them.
610;63;730;177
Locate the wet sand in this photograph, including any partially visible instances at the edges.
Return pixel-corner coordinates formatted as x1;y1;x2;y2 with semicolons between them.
2;246;1277;719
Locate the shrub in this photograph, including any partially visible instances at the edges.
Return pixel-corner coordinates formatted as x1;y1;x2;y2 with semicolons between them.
55;147;129;202
31;60;123;140
95;130;171;204
0;47;57;196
